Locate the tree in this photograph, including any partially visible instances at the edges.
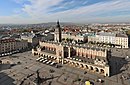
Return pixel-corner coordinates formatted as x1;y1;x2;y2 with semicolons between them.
69;39;73;42
66;38;69;42
62;38;65;41
126;30;130;35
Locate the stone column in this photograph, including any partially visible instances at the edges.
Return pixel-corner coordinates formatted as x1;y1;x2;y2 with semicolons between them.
32;49;35;55
61;47;64;65
105;66;110;76
68;47;71;58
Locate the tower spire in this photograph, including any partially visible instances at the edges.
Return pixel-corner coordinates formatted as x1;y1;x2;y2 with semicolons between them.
56;20;62;42
57;20;60;28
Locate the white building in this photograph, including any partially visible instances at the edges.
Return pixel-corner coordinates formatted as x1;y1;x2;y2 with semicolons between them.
0;39;28;55
88;32;128;48
96;32;116;44
55;32;88;42
115;34;128;48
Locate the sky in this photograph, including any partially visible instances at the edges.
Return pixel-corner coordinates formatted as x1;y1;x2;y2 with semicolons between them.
0;0;130;24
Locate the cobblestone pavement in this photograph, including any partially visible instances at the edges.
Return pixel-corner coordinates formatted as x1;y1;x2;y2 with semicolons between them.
0;50;130;85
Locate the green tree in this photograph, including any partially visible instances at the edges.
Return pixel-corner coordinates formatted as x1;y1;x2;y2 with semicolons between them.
126;30;130;35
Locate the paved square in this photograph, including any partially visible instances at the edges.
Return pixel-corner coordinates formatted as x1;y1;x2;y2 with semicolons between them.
0;51;130;85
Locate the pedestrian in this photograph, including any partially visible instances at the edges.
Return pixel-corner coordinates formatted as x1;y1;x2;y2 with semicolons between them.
64;77;67;82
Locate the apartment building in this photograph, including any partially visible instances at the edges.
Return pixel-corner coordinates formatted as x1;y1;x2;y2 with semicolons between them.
21;33;39;47
55;33;88;42
115;34;128;48
0;39;28;54
88;32;128;48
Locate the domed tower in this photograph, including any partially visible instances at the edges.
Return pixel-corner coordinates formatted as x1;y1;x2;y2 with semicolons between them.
55;20;62;42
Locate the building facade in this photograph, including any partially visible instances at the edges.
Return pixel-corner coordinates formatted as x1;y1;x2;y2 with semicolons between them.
32;41;110;76
88;32;128;48
21;33;39;47
55;33;88;42
115;34;128;48
0;39;28;54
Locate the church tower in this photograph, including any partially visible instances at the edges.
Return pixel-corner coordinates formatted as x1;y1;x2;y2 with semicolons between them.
55;20;62;42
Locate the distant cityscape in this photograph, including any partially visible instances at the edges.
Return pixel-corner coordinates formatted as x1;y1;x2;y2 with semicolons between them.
0;21;130;85
0;0;130;85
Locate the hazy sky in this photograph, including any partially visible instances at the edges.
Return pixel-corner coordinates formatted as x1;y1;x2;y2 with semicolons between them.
0;0;130;24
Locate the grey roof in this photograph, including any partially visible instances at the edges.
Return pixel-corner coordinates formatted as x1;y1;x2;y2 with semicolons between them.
116;33;128;38
21;33;35;39
10;34;21;39
97;32;116;37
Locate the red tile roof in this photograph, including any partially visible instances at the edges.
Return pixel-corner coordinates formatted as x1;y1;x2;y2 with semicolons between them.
0;39;16;44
